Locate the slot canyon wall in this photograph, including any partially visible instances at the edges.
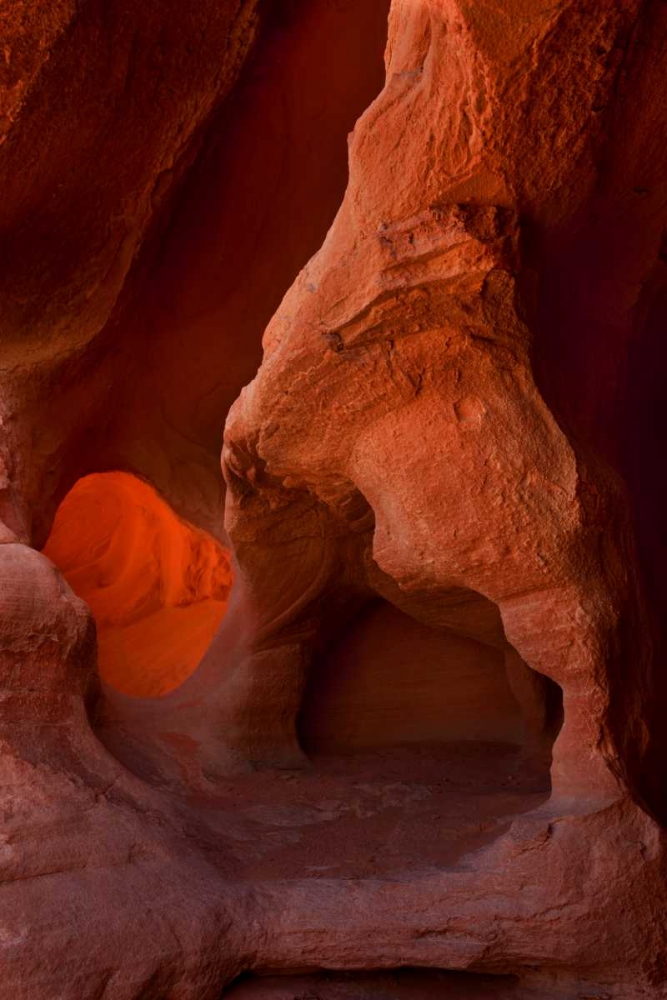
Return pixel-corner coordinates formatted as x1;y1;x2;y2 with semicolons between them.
1;1;667;998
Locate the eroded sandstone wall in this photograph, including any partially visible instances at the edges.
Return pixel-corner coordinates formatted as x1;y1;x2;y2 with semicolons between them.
1;2;667;998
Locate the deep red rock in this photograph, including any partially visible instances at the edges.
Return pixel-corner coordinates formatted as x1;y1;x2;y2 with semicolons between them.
1;1;667;998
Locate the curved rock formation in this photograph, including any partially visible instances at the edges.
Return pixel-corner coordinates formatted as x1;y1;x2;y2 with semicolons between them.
1;1;667;998
42;472;232;696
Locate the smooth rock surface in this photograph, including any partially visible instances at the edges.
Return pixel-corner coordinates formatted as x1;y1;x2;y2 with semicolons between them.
223;970;556;1000
43;472;232;696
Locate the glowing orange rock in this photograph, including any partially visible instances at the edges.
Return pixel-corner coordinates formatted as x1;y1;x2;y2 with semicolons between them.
43;473;232;696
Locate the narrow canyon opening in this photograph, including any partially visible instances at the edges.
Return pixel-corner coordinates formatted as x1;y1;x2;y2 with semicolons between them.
42;472;233;698
224;969;525;999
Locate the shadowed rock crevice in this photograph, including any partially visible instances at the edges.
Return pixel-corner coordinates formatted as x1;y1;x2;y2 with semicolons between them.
300;596;563;790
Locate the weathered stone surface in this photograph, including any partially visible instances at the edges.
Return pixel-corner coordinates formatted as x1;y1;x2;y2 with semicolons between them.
1;1;667;998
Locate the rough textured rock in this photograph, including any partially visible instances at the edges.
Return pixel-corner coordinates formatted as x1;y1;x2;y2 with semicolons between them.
1;1;667;998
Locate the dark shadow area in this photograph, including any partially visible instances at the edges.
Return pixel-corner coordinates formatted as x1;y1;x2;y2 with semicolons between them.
102;0;392;535
222;968;548;999
618;278;667;824
300;597;563;796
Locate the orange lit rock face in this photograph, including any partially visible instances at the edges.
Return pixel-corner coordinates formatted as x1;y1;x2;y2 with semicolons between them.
1;2;667;999
42;473;232;696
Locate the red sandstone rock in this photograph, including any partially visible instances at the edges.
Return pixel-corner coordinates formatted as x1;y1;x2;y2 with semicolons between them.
42;472;232;696
1;1;667;998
